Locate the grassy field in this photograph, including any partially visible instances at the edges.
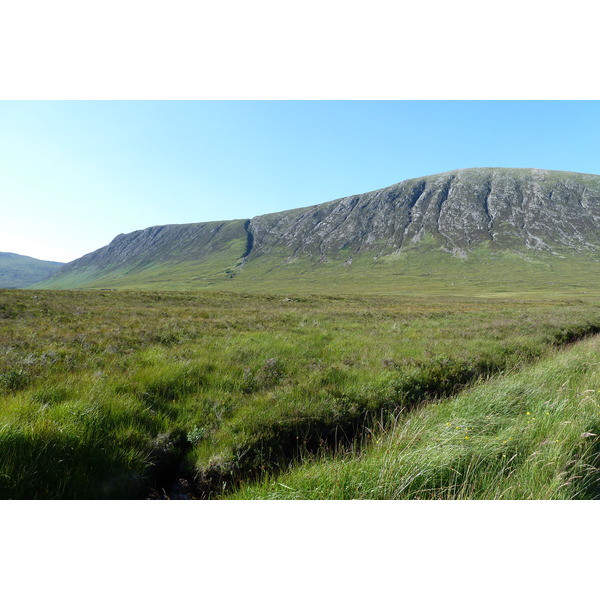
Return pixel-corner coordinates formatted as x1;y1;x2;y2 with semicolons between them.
1;289;600;499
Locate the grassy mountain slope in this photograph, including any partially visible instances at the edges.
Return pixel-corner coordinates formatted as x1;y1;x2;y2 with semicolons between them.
215;239;600;296
0;253;63;288
38;219;248;290
37;168;600;293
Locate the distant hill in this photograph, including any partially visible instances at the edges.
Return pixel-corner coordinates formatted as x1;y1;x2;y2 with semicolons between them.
0;253;64;289
37;168;600;294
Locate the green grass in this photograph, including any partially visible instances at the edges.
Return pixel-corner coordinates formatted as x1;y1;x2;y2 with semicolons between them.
36;236;600;297
2;289;600;498
233;335;600;500
220;239;600;297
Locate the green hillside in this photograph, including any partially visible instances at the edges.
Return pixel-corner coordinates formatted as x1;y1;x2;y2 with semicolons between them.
37;237;600;297
215;241;600;297
0;253;63;288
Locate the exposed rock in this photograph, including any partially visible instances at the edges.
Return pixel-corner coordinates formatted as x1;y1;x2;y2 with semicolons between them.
247;168;600;260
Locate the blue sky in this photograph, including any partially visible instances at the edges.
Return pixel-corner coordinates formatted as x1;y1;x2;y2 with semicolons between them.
2;100;600;262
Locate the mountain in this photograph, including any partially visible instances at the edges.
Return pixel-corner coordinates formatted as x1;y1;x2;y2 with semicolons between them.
0;252;64;289
37;168;600;294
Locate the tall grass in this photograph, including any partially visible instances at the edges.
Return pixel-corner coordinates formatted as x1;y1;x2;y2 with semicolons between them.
234;336;600;500
1;289;600;498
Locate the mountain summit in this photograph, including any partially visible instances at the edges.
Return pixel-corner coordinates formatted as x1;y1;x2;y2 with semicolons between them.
37;168;600;293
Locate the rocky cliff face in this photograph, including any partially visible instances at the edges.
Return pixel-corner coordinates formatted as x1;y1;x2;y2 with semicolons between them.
247;168;600;260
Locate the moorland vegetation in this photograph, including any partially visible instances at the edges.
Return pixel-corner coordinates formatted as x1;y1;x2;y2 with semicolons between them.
1;289;599;499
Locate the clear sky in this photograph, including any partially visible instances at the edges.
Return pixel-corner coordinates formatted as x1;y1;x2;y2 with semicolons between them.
2;100;600;263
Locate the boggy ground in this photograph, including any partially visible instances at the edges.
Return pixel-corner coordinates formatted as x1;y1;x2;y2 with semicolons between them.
1;289;600;499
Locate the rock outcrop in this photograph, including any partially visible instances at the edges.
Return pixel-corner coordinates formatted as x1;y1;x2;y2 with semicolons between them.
247;168;600;260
